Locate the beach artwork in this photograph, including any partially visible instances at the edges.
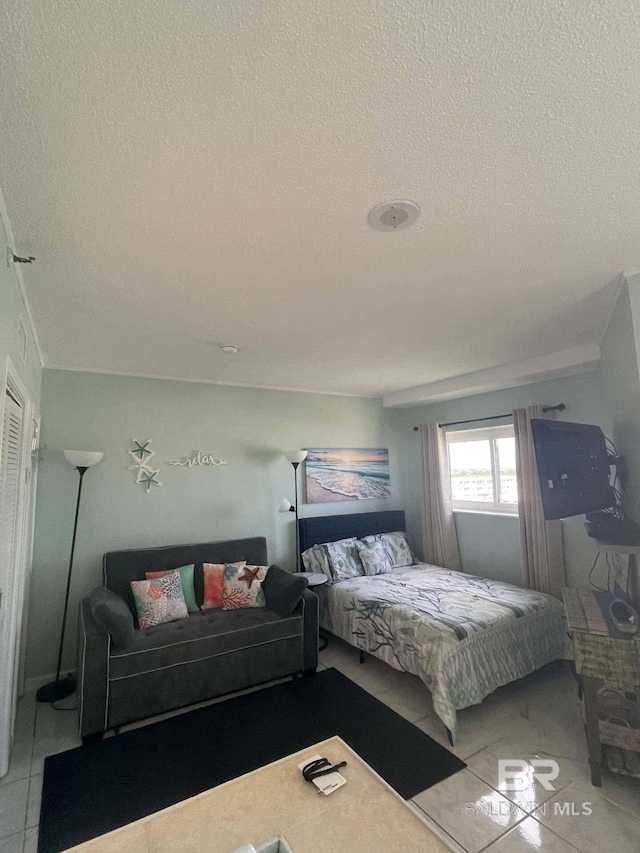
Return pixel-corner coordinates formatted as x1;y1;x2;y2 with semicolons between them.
305;448;391;503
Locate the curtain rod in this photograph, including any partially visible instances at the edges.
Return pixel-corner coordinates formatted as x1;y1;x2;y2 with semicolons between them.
412;403;565;431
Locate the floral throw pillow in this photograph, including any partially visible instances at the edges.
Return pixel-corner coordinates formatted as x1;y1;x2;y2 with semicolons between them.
222;564;268;610
202;561;246;610
356;539;392;576
301;544;332;582
325;537;363;581
131;569;189;629
145;564;198;613
379;531;414;567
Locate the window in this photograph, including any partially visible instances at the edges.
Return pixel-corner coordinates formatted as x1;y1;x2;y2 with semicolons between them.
446;424;518;515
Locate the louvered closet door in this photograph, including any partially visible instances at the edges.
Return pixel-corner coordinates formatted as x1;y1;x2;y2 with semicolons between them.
0;390;24;774
0;392;23;611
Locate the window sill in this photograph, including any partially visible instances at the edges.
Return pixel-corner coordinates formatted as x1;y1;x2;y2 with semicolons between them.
453;509;519;519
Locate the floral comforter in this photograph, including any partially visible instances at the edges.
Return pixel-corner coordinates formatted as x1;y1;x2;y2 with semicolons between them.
324;564;567;742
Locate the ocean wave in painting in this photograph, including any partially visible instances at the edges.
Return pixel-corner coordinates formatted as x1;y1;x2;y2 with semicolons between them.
306;450;391;501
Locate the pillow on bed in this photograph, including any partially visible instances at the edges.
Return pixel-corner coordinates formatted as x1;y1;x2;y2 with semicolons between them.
301;545;333;582
325;537;363;581
356;539;392;576
379;531;414;567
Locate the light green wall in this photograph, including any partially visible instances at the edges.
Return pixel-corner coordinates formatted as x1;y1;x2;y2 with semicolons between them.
390;277;640;592
0;216;42;406
603;277;640;519
390;369;613;590
28;370;401;677
26;278;640;678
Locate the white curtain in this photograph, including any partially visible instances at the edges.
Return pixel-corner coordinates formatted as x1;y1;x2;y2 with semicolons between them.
419;422;462;571
513;406;565;598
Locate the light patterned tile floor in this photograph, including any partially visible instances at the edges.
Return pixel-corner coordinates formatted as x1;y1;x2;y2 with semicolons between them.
4;640;639;852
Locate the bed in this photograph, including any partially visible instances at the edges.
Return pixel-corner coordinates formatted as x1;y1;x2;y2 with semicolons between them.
299;510;567;743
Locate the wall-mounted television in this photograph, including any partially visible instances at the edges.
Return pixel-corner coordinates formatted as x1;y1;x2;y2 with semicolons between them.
530;419;616;521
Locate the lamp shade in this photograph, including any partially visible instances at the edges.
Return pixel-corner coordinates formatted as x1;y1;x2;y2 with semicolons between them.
278;498;294;513
64;450;104;468
284;450;308;465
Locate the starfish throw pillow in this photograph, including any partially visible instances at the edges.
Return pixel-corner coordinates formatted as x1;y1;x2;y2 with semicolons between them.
222;564;268;610
202;561;246;610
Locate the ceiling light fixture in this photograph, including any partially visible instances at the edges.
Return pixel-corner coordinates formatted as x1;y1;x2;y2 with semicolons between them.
220;345;239;355
368;200;420;232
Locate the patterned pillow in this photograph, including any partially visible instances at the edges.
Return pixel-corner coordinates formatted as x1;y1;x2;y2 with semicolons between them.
301;544;332;582
145;564;198;613
356;539;392;576
202;561;246;610
131;570;189;629
222;564;268;610
325;537;363;581
379;531;414;567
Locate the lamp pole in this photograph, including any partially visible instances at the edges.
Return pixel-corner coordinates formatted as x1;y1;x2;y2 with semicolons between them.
292;460;301;572
37;450;103;703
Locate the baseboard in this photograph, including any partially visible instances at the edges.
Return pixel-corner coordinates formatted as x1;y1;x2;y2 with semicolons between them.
24;669;74;693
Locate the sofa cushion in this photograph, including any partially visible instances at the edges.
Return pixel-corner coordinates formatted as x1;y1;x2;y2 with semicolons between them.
221;565;268;610
108;607;303;680
202;561;246;610
131;571;189;629
145;564;198;613
262;565;308;617
88;587;135;649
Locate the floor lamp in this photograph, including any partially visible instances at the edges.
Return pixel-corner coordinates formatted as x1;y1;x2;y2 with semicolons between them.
36;450;103;703
279;450;308;572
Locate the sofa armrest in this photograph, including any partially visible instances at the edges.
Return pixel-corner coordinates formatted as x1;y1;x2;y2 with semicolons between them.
296;588;318;673
77;597;110;739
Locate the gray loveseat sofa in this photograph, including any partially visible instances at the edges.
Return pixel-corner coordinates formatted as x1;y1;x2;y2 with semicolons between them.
77;537;318;741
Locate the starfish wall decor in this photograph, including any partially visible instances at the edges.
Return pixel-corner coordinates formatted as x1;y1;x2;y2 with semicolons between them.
129;439;163;494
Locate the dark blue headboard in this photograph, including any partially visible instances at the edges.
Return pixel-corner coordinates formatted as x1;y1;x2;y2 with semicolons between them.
298;510;406;556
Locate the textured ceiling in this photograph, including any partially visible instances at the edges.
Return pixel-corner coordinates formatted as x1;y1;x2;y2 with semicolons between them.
1;0;639;396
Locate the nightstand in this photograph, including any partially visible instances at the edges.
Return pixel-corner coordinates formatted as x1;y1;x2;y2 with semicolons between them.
298;572;329;651
563;586;640;786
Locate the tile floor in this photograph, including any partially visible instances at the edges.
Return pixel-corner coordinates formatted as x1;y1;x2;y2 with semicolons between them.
1;640;639;852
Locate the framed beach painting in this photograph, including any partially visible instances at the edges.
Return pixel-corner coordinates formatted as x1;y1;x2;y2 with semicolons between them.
305;448;391;503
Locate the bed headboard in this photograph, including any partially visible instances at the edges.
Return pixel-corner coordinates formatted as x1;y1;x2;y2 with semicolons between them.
298;510;406;555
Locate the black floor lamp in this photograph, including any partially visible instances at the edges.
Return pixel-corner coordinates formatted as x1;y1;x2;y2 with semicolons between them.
36;450;103;704
279;450;308;572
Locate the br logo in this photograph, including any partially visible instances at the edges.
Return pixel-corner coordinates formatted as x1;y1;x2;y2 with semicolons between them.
498;759;560;791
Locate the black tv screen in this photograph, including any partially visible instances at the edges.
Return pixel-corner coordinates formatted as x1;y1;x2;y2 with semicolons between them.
530;419;616;520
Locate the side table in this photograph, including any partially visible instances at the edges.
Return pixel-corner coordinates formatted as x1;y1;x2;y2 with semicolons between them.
563;587;640;786
298;572;329;651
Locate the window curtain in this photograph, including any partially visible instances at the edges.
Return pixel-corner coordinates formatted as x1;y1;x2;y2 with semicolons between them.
419;422;462;570
513;406;565;598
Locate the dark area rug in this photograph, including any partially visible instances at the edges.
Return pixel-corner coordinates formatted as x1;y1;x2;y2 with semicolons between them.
40;667;465;852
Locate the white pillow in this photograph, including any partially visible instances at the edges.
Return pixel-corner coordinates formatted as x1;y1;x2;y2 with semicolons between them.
356;539;392;576
301;544;333;582
379;531;414;567
325;537;364;581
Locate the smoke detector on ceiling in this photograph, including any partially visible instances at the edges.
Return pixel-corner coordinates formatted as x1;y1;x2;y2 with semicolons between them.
220;345;239;355
368;200;420;232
